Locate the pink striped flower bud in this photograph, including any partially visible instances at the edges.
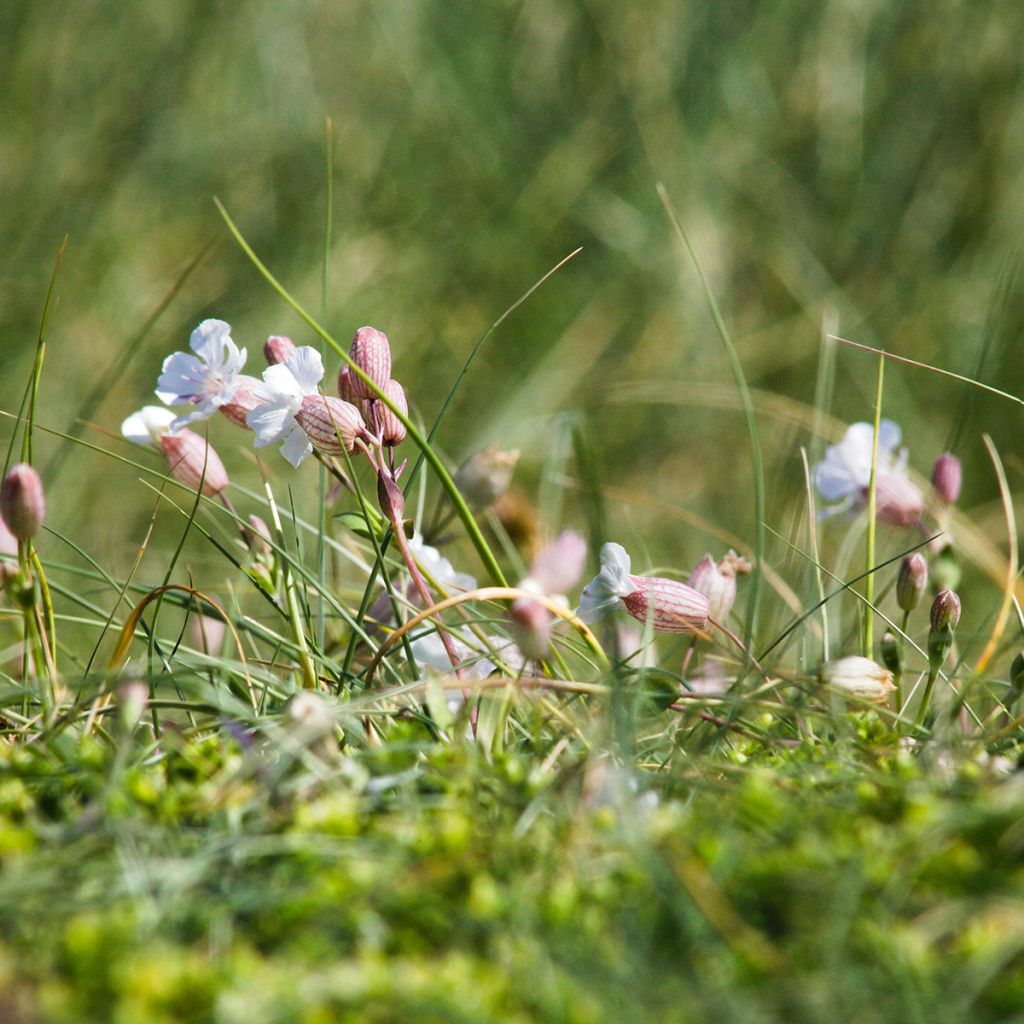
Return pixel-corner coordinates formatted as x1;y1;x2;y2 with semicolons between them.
246;514;273;556
294;394;365;456
931;452;962;505
896;553;928;612
218;374;264;428
524;531;587;598
159;430;229;495
578;543;708;634
264;335;296;365
337;365;357;403
1;464;45;541
377;379;408;446
686;550;750;623
347;326;392;400
509;596;553;660
871;472;924;528
930;589;961;632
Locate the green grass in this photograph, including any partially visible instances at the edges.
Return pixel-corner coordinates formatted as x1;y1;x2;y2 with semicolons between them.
4;1;1024;1020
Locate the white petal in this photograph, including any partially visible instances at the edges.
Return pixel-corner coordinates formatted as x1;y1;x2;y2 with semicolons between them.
121;406;176;447
814;454;860;501
284;346;325;394
577;579;621;623
189;319;233;362
170;399;219;432
877;419;901;452
261;362;305;401
156;352;205;404
279;426;313;467
247;399;296;447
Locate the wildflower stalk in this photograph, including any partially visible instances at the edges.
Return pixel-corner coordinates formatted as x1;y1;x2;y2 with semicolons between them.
863;354;885;657
263;479;318;691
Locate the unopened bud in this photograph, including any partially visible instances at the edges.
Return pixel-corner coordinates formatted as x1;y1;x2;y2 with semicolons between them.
453;443;520;510
509;596;553;660
246;515;273;556
525;531;587;598
116;680;150;732
190;613;226;657
264;335;296;365
377;472;406;523
1;464;46;541
880;630;904;674
896;553;928;613
159;431;229;495
872;472;924;528
623;576;709;634
337;365;357;403
348;326;392;400
931;452;962;505
820;656;895;703
294;395;365;455
686;554;738;623
377;379;408;446
219;374;264;429
930;589;961;632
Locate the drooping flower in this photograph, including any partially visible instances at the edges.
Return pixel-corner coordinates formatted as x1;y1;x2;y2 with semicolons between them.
245;346;327;467
121;406;229;495
813;420;923;526
578;543;709;634
156;319;248;429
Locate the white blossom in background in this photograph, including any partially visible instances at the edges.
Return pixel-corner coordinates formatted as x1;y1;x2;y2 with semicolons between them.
813;420;923;526
246;346;325;467
156;319;248;429
408;534;477;593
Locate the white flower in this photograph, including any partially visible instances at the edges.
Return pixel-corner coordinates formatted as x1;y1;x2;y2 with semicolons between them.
410;632;496;681
820;656;895;703
245;346;325;467
408;534;477;593
156;319;248;429
813;420;922;526
577;543;636;622
121;405;177;447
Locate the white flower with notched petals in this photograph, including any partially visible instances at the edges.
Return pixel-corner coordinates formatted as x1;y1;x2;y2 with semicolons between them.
121;405;178;447
577;543;636;622
245;346;325;467
813;420;923;526
156;320;248;429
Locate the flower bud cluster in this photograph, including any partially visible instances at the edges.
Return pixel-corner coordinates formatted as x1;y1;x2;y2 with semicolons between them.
338;327;407;447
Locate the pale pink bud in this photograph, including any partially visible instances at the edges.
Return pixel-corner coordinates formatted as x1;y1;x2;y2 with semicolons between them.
526;531;587;597
377;379;408;446
509;596;553;660
246;514;272;556
687;555;737;623
337;365;357;403
218;374;264;428
453;444;520;510
159;430;229;495
820;656;895;703
1;464;45;540
294;395;365;456
264;335;296;365
190;614;226;657
116;680;150;731
622;576;709;634
931;452;962;505
871;472;923;528
0;513;18;559
930;589;961;631
348;326;392;400
896;553;928;612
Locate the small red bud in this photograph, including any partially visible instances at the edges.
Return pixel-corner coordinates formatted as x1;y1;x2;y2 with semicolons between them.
896;553;928;612
931;452;962;505
264;335;296;365
1;464;46;541
378;379;408;446
930;589;961;632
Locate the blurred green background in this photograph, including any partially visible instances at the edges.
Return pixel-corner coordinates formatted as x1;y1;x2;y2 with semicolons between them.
3;0;1024;589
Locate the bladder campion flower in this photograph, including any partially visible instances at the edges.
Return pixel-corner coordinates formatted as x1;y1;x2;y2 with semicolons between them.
156;319;248;429
813;420;923;527
578;543;709;633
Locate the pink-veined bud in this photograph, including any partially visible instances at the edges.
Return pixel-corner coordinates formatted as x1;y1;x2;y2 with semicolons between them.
931;452;962;505
246;514;273;556
294;395;365;456
377;472;406;523
337;365;357;403
348;326;392;400
264;335;296;365
159;430;229;495
930;589;961;632
377;379;408;446
219;374;264;428
896;552;928;612
526;531;587;598
622;576;709;634
820;656;895;703
870;472;924;528
1;464;46;541
0;513;18;559
509;596;553;661
453;443;520;510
